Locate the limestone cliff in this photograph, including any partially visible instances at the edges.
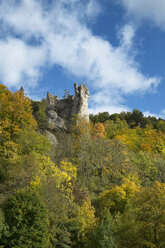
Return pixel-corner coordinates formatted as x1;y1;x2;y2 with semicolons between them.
46;83;89;132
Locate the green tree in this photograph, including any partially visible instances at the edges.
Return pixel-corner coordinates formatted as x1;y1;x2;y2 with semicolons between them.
90;112;110;123
115;182;165;248
0;191;50;248
95;178;139;216
156;119;165;132
0;209;4;240
62;89;72;99
105;118;128;139
89;210;117;248
134;182;165;248
130;151;159;186
31;100;48;130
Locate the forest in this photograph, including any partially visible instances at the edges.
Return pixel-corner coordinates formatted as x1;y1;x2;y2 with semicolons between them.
0;83;165;248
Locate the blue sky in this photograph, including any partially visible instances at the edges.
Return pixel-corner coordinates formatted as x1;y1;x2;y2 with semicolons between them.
0;0;165;117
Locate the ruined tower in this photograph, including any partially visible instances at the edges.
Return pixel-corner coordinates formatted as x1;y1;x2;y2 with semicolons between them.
46;83;89;132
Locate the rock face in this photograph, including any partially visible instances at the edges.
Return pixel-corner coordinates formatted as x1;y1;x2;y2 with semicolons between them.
46;83;89;132
46;130;58;146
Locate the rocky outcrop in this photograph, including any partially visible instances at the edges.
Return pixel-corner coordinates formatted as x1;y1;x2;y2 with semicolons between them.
71;83;89;120
46;130;58;146
46;83;89;132
47;109;67;132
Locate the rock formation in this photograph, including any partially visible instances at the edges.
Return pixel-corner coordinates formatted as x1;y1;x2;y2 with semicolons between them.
46;83;89;132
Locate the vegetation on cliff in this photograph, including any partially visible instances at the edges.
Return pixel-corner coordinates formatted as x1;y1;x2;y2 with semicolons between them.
0;84;165;248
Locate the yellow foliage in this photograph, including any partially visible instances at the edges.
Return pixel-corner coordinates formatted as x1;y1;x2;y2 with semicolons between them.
77;196;96;230
116;128;141;151
115;124;165;156
0;84;37;140
99;186;126;208
97;178;139;214
30;176;41;189
121;178;140;198
29;156;77;197
59;160;77;181
71;115;91;139
0;140;21;166
72;196;97;241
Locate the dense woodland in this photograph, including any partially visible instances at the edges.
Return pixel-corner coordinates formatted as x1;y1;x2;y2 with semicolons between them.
0;83;165;248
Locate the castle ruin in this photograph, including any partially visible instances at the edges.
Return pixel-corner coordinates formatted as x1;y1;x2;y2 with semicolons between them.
46;83;89;132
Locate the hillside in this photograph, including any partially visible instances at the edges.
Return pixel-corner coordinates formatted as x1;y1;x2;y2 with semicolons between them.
0;83;165;248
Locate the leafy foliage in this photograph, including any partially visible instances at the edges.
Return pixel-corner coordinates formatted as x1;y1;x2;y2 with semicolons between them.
89;210;117;248
0;83;165;248
90;109;165;130
31;100;48;130
0;191;50;248
0;84;37;141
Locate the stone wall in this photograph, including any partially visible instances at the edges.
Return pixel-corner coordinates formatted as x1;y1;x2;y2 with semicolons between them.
46;83;89;132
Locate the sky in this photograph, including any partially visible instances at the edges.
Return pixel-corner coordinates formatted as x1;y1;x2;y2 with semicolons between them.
0;0;165;117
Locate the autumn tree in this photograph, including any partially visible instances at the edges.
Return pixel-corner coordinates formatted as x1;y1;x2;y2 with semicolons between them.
95;178;139;216
92;122;106;138
115;182;165;248
133;182;165;248
0;84;37;141
0;85;50;194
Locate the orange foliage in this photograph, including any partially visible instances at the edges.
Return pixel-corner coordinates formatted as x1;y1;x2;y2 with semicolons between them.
92;123;106;138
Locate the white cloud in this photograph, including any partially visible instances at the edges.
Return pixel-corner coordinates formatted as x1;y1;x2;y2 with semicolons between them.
0;0;160;113
120;0;165;28
86;0;102;20
89;90;130;114
0;38;47;88
143;111;158;118
143;109;165;119
159;109;165;119
89;105;129;115
119;24;135;49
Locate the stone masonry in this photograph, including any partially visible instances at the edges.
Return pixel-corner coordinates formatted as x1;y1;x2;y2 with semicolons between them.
46;83;89;132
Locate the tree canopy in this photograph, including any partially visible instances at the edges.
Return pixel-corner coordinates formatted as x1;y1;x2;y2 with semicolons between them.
0;83;165;248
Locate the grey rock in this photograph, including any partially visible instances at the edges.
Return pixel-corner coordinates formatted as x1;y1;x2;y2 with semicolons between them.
71;83;89;120
47;110;67;131
46;130;58;146
46;83;89;132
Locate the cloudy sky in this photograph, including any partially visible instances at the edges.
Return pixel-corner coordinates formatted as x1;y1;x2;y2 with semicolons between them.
0;0;165;117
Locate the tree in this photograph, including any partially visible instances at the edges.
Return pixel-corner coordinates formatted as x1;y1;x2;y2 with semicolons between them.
95;178;139;216
89;210;117;248
130;151;159;186
0;128;51;195
31;100;48;130
105;118;128;139
62;89;72;99
69;196;96;247
102;140;137;187
92;123;106;138
0;191;50;248
129;109;144;127
0;84;37;141
90;112;110;123
133;182;165;248
115;182;165;248
156;119;165;132
0;209;4;240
